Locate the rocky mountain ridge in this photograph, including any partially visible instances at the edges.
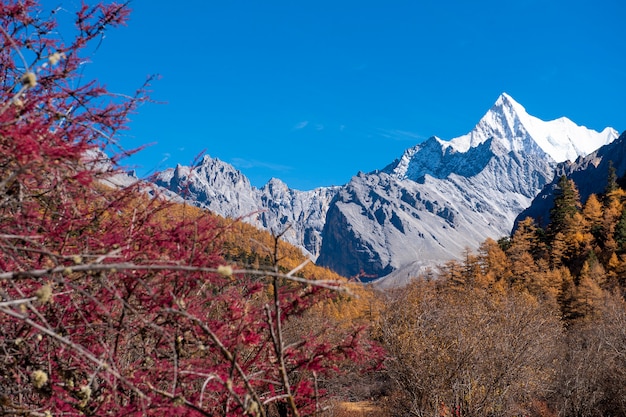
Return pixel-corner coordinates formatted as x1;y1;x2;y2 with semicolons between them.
516;130;626;229
151;93;618;287
153;157;338;258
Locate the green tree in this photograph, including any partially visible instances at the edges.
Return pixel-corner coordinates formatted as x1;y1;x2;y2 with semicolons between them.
605;160;619;195
549;175;582;238
615;207;626;253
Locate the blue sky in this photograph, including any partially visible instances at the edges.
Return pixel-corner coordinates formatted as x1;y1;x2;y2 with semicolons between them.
45;0;624;190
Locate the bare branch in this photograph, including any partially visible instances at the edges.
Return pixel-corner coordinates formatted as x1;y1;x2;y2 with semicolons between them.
0;262;351;292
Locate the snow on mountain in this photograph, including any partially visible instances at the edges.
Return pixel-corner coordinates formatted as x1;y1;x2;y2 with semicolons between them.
318;93;618;287
150;93;617;288
517;130;626;229
153;156;338;258
386;93;617;182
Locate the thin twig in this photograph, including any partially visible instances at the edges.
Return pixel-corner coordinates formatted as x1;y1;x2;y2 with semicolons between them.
0;306;147;401
0;296;37;307
0;262;351;293
163;307;267;417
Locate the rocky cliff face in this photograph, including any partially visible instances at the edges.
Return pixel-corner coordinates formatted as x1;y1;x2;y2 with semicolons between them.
153;157;338;258
317;136;557;283
257;177;337;258
318;94;617;286
516;131;626;229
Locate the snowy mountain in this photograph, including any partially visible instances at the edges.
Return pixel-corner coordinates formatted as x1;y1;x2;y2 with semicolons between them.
317;93;617;286
153;156;338;258
151;93;618;287
386;93;616;181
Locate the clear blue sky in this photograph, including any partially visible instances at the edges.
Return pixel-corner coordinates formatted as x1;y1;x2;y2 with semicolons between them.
45;0;625;190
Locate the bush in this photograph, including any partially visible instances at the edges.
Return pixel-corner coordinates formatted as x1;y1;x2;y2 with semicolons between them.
0;2;382;415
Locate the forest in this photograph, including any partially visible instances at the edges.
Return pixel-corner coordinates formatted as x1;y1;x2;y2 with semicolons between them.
377;172;626;416
2;1;626;416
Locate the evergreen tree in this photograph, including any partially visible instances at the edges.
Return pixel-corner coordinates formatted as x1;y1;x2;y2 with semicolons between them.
549;175;582;237
615;207;626;253
606;160;619;195
558;268;582;321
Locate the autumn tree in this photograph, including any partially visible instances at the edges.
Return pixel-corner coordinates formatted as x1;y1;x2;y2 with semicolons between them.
553;292;626;417
476;237;510;289
582;194;604;246
380;280;563;417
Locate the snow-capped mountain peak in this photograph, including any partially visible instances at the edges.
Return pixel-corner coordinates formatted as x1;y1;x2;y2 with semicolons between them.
319;93;618;284
387;93;618;181
451;92;617;162
151;93;619;287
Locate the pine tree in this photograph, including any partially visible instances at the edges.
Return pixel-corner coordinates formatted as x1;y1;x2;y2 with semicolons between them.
549;175;582;237
558;268;582;321
478;238;511;285
462;248;482;287
605;160;619;195
574;261;606;318
615;207;626;253
509;217;541;260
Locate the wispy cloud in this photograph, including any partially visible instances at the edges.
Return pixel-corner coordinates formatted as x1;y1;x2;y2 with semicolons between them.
293;121;309;130
231;158;293;173
292;120;325;132
377;129;427;142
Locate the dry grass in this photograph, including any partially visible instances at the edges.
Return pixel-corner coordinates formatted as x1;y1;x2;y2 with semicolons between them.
326;401;382;417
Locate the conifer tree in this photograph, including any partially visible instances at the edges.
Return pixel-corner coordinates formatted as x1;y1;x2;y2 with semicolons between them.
549;175;582;238
583;193;604;242
558;268;582;321
574;261;605;318
615;207;626;253
477;238;511;286
509;217;541;259
606;160;619;196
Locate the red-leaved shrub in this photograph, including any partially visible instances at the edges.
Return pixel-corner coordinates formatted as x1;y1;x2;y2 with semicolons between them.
0;2;382;415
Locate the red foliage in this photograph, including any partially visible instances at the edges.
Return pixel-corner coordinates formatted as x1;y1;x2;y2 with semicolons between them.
0;2;382;416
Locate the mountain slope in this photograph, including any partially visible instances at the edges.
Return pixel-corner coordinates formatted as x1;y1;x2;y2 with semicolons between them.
318;94;617;286
516;130;626;228
153;156;338;258
151;93;617;287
